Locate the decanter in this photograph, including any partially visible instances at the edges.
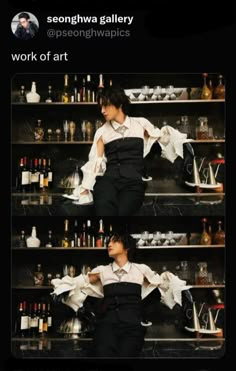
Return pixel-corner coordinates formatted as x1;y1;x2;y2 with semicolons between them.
26;81;40;103
26;226;41;248
201;73;212;100
214;74;225;99
213;221;225;244
200;218;211;245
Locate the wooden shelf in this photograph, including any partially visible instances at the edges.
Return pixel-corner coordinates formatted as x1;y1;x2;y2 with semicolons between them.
12;286;53;290
191;139;225;143
12;245;224;250
11;102;97;106
12;247;107;250
190;285;225;289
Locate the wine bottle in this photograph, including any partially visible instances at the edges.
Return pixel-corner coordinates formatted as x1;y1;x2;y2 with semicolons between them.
16;301;29;337
71;74;80;102
30;303;39;337
46;303;52;333
39;158;48;192
85;74;93;102
97;73;104;100
47;158;53;189
62;74;70;103
62;219;70;247
30;158;39;192
96;219;105;247
86;219;93;247
38;303;48;335
17;156;30;193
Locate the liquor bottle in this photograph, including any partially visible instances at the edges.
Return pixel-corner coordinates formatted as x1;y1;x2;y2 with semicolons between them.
62;219;70;247
33;263;44;285
18;230;26;248
72;219;80;247
45;230;54;248
105;224;113;247
29;303;39;337
38;303;48;335
46;303;52;333
85;74;93;102
26;226;41;248
214;74;225;99
71;74;80;102
200;218;212;245
39;158;48;192
17;156;30;193
18;85;26;103
30;158;39;192
201;73;212;100
109;79;113;87
81;77;86;102
62;74;70;103
45;84;53;103
34;119;44;141
213;220;225;244
86;219;93;247
47;158;53;189
15;301;29;337
80;222;86;247
26;81;40;103
97;73;104;100
96;219;105;247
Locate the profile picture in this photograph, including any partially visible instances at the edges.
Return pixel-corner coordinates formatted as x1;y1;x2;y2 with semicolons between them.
11;11;39;40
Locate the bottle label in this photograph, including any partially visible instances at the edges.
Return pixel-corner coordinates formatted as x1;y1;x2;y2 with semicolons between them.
20;315;29;330
48;171;53;182
47;316;52;327
21;171;30;185
43;321;48;332
39;174;44;188
38;318;43;332
30;317;39;328
31;172;39;183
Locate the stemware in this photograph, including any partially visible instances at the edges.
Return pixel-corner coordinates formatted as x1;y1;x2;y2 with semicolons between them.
63;120;69;142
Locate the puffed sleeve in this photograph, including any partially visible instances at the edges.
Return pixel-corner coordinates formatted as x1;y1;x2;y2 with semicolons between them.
137;118;192;162
80;127;107;190
136;264;192;309
51;273;104;312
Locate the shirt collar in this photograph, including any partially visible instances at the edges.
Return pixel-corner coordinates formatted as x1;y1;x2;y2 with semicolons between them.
111;116;130;131
112;261;131;273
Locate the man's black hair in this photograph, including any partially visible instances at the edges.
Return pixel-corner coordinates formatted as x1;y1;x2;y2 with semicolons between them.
97;86;130;115
109;233;136;261
18;12;30;20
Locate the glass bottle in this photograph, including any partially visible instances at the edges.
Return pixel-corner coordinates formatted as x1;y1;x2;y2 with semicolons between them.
96;219;105;247
195;262;208;285
45;85;53;103
178;261;191;283
18;85;26;103
201;73;212;100
45;230;54;248
200;218;211;245
47;158;53;189
62;219;70;247
214;74;225;99
26;226;41;248
34;119;44;141
18;230;26;248
97;73;104;100
33;263;44;286
26;81;40;103
62;74;70;103
213;221;225;244
196;116;209;140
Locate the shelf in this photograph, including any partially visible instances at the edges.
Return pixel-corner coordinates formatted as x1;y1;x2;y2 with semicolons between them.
12;245;224;250
11;99;225;105
12;141;93;145
190;285;225;289
11;192;225;197
191;139;225;143
13;286;53;290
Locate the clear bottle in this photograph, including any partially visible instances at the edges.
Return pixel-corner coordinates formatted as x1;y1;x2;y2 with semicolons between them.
200;218;211;245
85;74;93;102
47;158;53;189
26;81;40;103
201;73;212;100
213;221;225;244
97;73;104;100
214;74;225;99
26;226;41;248
47;303;52;333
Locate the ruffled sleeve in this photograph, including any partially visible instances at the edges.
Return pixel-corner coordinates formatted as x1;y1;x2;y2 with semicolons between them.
138;118;193;162
135;264;192;309
80;126;107;191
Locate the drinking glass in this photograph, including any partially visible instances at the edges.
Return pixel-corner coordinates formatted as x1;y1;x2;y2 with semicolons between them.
151;231;162;246
63;120;69;141
69;121;76;141
81;120;87;141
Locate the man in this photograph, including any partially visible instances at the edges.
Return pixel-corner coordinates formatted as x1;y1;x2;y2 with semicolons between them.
51;232;190;357
63;87;191;215
14;12;38;40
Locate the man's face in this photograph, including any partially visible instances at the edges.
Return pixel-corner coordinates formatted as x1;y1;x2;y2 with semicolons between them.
19;17;30;29
100;103;121;121
107;239;127;259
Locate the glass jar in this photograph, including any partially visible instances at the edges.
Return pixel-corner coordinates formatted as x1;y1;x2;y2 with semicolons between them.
195;262;208;285
196;117;209;140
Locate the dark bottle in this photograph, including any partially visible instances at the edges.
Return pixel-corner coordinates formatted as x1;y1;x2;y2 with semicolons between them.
105;224;113;247
45;230;54;248
62;74;70;103
214;74;225;99
46;303;52;333
81;77;86;102
39;158;48;192
45;85;53;103
97;73;104;100
201;73;212;100
18;230;26;248
86;219;93;247
47;158;53;189
30;158;39;192
80;222;86;247
38;303;48;335
200;218;212;245
17;156;30;193
15;301;29;337
30;303;39;337
96;219;105;247
18;85;26;103
71;74;80;102
34;263;44;286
